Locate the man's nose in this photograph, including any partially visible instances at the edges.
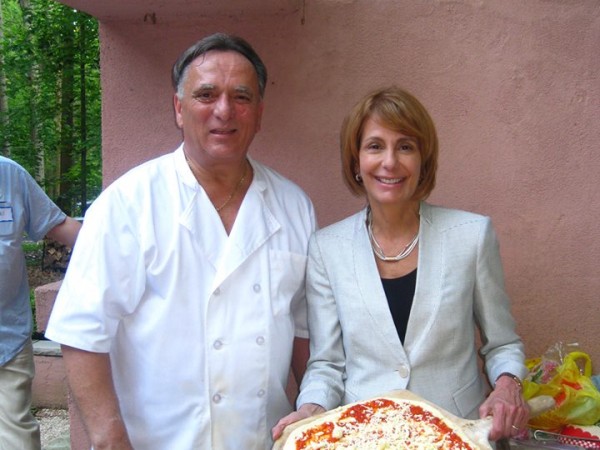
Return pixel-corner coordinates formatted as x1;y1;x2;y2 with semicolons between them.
214;95;234;120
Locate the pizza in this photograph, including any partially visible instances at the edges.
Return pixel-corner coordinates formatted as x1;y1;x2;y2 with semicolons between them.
275;391;493;450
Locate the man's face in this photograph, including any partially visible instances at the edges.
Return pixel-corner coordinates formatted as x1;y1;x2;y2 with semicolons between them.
174;50;263;167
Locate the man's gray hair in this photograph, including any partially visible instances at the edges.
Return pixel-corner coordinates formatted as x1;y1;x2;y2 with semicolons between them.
172;32;268;99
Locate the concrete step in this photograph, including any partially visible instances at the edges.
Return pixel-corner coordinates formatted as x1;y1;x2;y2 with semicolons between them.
33;339;67;409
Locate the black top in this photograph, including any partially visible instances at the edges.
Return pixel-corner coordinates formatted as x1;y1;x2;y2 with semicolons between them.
381;269;417;343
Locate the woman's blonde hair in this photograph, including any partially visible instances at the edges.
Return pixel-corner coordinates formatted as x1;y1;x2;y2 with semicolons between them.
340;86;438;200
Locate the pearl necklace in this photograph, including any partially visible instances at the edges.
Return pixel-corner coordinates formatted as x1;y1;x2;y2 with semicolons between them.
367;210;419;262
185;153;248;213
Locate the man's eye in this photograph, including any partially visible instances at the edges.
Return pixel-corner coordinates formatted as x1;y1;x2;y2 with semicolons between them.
195;92;213;101
235;94;251;103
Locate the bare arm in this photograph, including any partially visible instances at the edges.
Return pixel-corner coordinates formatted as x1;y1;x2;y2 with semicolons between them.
291;337;309;386
46;217;81;249
61;345;133;449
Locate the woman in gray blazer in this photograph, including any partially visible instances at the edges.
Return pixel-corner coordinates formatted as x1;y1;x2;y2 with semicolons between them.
273;86;529;442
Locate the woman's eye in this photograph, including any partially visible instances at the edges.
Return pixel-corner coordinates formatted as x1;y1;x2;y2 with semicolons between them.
365;143;381;150
399;141;417;152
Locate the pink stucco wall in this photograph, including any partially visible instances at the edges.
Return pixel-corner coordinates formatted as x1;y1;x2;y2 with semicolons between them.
62;1;600;367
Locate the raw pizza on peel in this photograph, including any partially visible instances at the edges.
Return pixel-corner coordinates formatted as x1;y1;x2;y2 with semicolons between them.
274;390;493;450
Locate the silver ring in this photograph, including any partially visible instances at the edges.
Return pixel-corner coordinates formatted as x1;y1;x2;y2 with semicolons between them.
511;425;519;431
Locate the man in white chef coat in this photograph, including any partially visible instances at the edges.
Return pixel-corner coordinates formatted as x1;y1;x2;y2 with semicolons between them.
46;32;316;449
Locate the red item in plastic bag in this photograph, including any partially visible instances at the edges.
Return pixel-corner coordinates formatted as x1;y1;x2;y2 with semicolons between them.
559;425;600;449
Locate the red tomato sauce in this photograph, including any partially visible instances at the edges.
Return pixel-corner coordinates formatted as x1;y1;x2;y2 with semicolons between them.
295;398;475;450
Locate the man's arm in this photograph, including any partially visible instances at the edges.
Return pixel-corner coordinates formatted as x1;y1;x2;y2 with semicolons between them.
291;336;309;386
61;346;133;449
46;217;81;249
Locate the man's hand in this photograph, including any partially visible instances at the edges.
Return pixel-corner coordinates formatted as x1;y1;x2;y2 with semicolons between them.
87;416;133;450
272;403;325;441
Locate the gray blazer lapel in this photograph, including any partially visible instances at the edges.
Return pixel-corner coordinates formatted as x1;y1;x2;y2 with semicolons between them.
352;209;407;358
404;202;444;357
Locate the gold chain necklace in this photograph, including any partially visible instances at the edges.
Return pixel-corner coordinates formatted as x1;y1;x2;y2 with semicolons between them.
214;164;248;212
185;153;249;213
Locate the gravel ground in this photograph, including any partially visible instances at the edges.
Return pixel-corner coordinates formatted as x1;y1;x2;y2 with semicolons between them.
35;408;70;449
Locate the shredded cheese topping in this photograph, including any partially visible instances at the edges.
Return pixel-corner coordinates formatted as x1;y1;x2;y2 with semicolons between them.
286;398;478;450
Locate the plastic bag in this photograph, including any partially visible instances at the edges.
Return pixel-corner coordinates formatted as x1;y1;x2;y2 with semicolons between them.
524;342;600;431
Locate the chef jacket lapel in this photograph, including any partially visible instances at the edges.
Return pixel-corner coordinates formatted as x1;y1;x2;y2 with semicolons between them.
176;148;225;271
212;171;280;289
175;151;280;289
353;210;407;360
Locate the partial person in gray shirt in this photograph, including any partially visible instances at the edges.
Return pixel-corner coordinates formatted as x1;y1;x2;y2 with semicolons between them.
0;155;80;450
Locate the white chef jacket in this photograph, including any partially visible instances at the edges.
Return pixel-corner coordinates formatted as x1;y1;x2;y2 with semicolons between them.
46;145;317;450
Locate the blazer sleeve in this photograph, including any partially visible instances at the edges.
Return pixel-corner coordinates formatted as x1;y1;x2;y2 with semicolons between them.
473;218;527;382
296;233;346;410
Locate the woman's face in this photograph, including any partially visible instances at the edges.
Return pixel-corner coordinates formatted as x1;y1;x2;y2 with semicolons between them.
357;116;422;209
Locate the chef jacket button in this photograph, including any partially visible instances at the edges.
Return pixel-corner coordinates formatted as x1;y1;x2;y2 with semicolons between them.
257;389;266;397
213;340;223;350
253;283;261;293
256;336;265;345
212;393;222;403
214;288;221;296
397;365;409;378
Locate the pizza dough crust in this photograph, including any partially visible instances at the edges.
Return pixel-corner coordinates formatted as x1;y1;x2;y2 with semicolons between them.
274;390;493;450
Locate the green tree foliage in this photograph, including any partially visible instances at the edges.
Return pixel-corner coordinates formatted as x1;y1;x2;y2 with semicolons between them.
0;0;101;216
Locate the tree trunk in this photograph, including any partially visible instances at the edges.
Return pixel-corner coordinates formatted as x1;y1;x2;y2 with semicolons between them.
0;0;10;157
57;18;75;214
79;16;87;216
18;0;44;183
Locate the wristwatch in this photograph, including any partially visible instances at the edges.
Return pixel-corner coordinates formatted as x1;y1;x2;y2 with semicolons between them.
496;372;523;391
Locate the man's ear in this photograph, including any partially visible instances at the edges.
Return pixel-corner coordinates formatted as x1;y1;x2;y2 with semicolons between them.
173;93;183;129
255;100;264;133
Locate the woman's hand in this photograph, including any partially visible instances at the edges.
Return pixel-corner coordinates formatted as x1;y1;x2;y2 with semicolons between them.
479;375;530;441
272;403;326;441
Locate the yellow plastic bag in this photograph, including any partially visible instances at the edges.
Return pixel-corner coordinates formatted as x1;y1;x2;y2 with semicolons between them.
524;348;600;431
